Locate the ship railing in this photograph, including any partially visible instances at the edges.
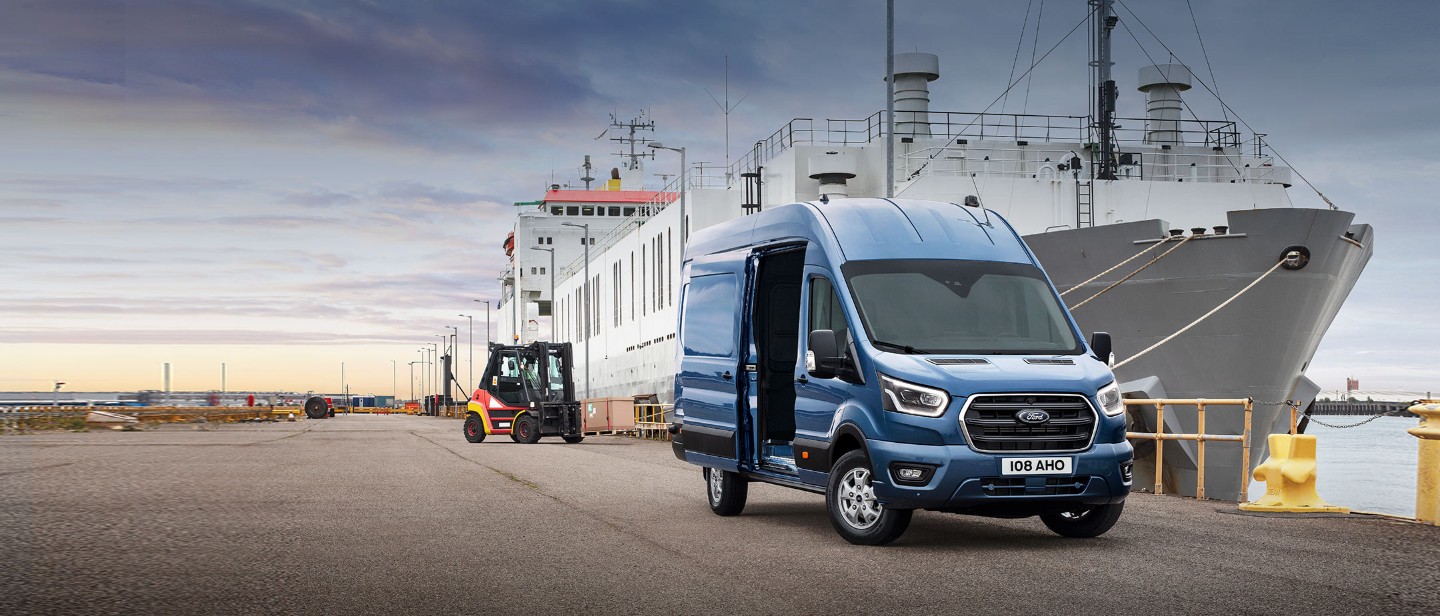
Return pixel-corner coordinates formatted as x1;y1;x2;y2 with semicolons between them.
634;403;673;441
555;173;687;281
1124;398;1254;501
726;109;1251;179
898;145;1283;184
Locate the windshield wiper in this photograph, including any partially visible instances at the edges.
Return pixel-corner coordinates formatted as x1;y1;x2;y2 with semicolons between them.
871;340;930;354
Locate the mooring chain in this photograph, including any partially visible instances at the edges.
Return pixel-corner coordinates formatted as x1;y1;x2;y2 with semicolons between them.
1250;398;1414;429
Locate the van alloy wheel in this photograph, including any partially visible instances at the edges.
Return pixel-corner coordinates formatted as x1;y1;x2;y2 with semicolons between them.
825;450;911;545
837;467;883;529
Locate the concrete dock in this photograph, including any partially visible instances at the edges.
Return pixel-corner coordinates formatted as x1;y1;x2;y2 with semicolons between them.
3;414;1438;615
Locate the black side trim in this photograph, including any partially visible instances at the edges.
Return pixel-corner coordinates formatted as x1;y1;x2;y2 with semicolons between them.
793;437;830;472
740;471;826;494
683;424;737;459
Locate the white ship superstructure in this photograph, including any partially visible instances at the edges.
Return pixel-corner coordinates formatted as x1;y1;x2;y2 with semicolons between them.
496;5;1372;500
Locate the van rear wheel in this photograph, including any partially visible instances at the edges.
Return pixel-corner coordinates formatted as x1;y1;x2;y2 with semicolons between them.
826;450;911;545
1039;501;1124;538
704;467;747;516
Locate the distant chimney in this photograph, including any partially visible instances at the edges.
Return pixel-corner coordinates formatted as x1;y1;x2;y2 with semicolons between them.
886;53;940;138
1138;64;1193;146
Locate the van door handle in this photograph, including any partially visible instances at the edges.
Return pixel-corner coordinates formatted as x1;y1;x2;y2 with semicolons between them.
721;371;733;381
796;375;809;384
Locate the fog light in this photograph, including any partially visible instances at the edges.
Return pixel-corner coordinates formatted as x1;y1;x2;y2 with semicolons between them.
888;462;936;486
1121;461;1134;483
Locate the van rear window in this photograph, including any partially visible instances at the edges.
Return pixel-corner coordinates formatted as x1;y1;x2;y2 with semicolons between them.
681;274;738;358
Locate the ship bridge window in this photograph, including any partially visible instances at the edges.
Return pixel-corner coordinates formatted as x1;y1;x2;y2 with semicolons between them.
582;206;594;216
566;206;579;216
609;206;621;216
623;207;635;216
551;206;563;216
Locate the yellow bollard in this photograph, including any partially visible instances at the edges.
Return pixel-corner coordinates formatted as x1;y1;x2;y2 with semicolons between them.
1239;434;1349;513
1408;403;1440;525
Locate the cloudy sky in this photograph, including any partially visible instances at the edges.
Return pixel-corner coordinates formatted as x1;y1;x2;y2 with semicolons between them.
2;0;1436;398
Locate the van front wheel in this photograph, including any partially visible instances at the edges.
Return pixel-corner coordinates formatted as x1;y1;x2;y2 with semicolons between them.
826;450;911;545
704;467;747;516
1039;501;1124;538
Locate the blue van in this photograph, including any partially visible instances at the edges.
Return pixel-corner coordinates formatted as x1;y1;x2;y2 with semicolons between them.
670;197;1132;545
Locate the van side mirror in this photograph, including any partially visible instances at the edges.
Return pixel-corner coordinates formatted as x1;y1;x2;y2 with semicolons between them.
1090;332;1113;367
807;330;840;379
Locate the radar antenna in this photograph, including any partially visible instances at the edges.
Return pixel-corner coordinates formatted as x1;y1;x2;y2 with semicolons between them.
608;111;656;171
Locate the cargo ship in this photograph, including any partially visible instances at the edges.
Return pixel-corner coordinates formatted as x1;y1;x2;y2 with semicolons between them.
490;1;1372;500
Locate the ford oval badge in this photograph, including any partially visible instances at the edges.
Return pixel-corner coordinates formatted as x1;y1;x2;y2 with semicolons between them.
1016;409;1051;425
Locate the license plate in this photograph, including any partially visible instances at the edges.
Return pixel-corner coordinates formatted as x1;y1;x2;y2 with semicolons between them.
1001;457;1072;475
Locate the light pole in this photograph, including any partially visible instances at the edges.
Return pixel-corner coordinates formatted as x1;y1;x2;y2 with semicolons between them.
473;299;491;368
417;348;426;406
391;359;397;404
408;361;419;404
53;381;64;408
561;221;590;400
648;142;688;244
430;342;439;413
530;247;555;340
459;314;474;394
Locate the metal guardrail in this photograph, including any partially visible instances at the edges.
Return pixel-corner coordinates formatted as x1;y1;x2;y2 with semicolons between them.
1124;398;1253;501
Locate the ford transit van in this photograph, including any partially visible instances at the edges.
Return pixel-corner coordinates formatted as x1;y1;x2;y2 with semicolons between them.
670;197;1132;545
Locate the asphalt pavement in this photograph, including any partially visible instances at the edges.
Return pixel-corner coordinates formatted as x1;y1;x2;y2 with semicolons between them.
3;414;1438;615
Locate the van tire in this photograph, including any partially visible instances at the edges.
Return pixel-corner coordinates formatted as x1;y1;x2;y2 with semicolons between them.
826;450;912;545
463;414;486;443
514;414;541;444
1039;501;1124;538
705;467;747;516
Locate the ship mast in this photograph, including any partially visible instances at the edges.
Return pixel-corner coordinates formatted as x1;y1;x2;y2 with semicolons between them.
1091;0;1118;180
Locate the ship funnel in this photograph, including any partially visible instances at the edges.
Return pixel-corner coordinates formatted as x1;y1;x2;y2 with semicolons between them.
886;53;940;138
1137;64;1193;146
808;151;856;200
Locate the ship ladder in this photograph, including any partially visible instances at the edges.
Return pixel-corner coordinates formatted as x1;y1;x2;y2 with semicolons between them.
1075;180;1094;228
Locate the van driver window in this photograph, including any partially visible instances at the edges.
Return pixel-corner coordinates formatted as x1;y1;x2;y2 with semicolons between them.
808;277;850;354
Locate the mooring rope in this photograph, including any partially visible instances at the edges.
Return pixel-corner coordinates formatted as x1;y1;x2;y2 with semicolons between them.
1069;234;1195;310
1060;234;1179;297
1113;253;1293;370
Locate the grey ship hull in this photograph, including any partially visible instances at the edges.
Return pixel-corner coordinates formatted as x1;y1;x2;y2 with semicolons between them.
1026;208;1373;500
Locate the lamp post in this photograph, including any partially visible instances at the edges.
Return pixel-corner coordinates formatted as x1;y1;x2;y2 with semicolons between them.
431;342;439;413
530;247;555;339
408;360;419;404
648;142;688;244
561;221;591;400
473;299;491;368
52;381;64;408
459;314;474;394
391;359;397;405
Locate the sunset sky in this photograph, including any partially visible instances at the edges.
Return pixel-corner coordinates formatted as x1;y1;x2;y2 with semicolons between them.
2;0;1436;398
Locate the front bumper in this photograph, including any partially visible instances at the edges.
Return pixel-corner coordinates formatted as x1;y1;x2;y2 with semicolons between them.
865;438;1133;511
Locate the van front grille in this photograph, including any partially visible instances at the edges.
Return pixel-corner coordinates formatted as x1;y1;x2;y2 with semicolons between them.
961;394;1097;453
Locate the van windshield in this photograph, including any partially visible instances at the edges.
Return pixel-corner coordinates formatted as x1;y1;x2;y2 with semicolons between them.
842;259;1082;355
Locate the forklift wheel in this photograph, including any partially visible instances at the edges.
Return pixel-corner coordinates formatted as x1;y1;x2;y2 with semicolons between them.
514;415;541;444
509;431;520;442
562;435;584;444
463;414;485;443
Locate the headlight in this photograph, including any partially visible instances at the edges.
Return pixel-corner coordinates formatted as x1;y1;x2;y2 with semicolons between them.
1097;381;1124;416
879;373;950;417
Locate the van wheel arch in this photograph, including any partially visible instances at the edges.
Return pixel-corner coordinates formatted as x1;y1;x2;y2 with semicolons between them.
830;425;869;469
